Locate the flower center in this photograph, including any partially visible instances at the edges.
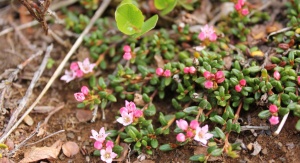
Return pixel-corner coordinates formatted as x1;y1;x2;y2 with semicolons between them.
124;116;131;123
105;153;110;159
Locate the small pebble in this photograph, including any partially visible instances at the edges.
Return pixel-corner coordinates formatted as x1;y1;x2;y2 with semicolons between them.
262;148;268;155
67;132;75;139
23;115;34;126
85;156;90;162
279;157;286;162
277;142;283;148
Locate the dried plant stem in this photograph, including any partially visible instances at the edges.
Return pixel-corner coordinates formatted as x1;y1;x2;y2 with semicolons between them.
240;125;270;131
267;27;293;40
92;104;99;122
25;130;65;146
4;44;52;134
0;0;111;143
274;112;289;135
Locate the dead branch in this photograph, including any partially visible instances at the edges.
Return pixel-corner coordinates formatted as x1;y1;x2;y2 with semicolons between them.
4;44;53;134
0;0;111;144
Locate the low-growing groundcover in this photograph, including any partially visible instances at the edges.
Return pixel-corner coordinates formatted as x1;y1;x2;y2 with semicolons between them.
1;0;300;162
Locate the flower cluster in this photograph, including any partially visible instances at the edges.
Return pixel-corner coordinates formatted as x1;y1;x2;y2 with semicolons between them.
203;71;225;89
123;45;132;60
74;86;89;102
156;68;171;77
198;24;217;42
234;0;249;16
90;127;117;163
268;104;279;125
235;79;247;92
176;119;213;145
183;66;196;74
273;71;280;80
117;101;143;126
61;58;96;83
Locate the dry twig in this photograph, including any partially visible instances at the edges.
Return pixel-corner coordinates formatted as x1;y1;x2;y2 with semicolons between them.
0;0;111;143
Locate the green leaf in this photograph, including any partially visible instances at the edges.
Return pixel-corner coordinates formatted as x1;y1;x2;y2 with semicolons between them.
189;154;205;162
77;103;85;108
144;104;156;116
211;148;223;156
295;119;300;131
209;115;226;125
115;4;144;35
159;144;174;151
258;110;271;119
93;150;100;156
113;145;124;156
134;15;158;38
160;0;177;15
151;139;159;148
89;75;96;88
214;127;225;140
107;94;117;102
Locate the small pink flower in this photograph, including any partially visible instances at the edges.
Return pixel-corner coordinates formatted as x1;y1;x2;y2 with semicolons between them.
194;125;214;145
198;25;217;42
238;0;245;6
156;68;164;76
123;52;132;60
117;112;133;126
123;45;131;52
106;140;114;149
273;71;280;80
189;120;199;130
81;86;89;95
269;104;278;113
183;67;190;74
61;70;76;83
75;69;84;78
235;85;242;92
204;80;213;89
235;3;242;10
298;76;300;85
203;71;211;79
269;116;279;125
176;133;186;142
94;141;103;150
215;71;225;83
133;109;143;118
241;8;249;15
119;107;128;115
78;58;96;74
163;70;171;77
176;119;188;131
74;92;85;102
100;147;117;163
70;62;79;71
186;130;194;138
189;66;196;74
125;100;136;112
90;127;110;142
239;79;246;86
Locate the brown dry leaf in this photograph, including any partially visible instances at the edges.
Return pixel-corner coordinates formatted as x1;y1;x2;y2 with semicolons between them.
0;157;15;163
113;143;129;162
20;140;63;163
251;141;262;156
76;110;93;122
251;25;266;40
18;5;33;34
134;93;145;106
154;55;164;68
223;55;233;70
62;141;79;157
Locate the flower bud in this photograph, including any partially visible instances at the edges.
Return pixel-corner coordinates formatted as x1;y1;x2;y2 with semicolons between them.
81;86;89;95
70;62;79;70
123;45;131;52
297;76;300;85
269;104;278;113
269;116;279;125
235;85;242;92
203;71;211;79
189;66;196;74
156;68;164;76
74;93;85;102
273;71;280;80
163;70;171;77
176;133;186;142
239;79;246;86
183;67;190;74
190;120;199;130
123;52;132;60
176;119;188;131
204;80;213;89
241;9;249;16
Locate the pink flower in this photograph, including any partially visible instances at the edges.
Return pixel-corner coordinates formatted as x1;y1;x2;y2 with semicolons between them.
133;109;143;118
269;104;278;113
194;125;214;145
90;127;110;142
273;71;280;80
74;92;85;102
176;133;186;142
239;79;246;86
204;80;213;89
70;62;79;71
125;100;136;112
81;86;89;95
183;67;190;74
94;141;103;150
119;107;128;115
215;71;225;83
186;130;194;138
106;140;114;149
117;112;133;126
189;66;196;74
241;8;249;15
198;24;217;42
203;71;211;79
123;52;132;60
235;85;242;92
269;116;279;125
238;0;245;6
75;69;83;78
176;119;188;131
123;45;131;52
100;147;117;163
235;3;242;10
189;120;199;130
298;76;300;85
61;70;76;83
163;70;171;77
78;58;96;74
156;68;164;76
